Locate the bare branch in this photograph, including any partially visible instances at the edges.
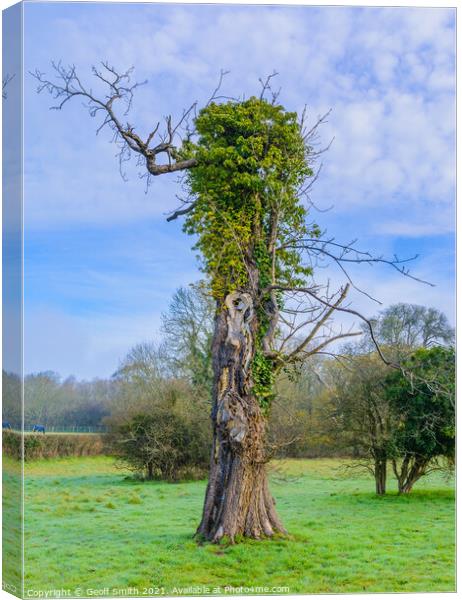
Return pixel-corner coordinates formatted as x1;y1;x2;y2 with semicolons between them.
206;69;231;106
166;201;198;222
31;61;198;182
300;331;363;358
264;283;398;368
302;108;332;142
259;71;280;103
2;73;15;99
277;236;434;302
284;284;351;361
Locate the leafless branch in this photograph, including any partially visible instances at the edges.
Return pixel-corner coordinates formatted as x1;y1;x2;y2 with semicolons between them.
166;201;198;222
278;236;433;303
284;284;351;361
2;73;15;99
264;282;398;369
31;61;198;181
206;69;232;106
259;71;280;104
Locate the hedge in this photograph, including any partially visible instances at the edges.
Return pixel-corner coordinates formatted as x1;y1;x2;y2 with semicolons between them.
2;431;105;460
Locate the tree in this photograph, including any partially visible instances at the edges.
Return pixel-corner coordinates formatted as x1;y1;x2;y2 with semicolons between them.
2;371;21;429
371;303;454;356
34;63;426;541
24;371;62;427
325;352;395;494
112;342;169;410
110;341;199;421
109;341;211;481
268;357;329;459
161;284;214;396
385;346;455;494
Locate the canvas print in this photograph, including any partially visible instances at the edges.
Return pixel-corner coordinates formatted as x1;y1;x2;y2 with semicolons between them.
2;1;456;597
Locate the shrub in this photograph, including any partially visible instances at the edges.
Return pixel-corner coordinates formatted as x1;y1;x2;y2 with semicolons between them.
110;411;210;482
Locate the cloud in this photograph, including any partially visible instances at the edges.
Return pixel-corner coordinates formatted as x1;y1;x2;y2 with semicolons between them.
24;4;455;231
375;217;455;238
19;3;455;377
24;307;165;379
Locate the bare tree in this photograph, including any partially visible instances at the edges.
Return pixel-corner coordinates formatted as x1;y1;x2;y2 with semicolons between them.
161;284;214;395
33;62;429;541
371;303;454;353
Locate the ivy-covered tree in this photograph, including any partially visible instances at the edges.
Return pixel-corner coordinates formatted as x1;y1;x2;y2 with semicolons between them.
34;64;426;541
385;346;455;494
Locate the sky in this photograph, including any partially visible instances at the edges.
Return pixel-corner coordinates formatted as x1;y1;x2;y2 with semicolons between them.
17;1;455;379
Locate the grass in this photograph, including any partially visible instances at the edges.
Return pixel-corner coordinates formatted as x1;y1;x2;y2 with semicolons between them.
3;457;23;596
22;456;455;596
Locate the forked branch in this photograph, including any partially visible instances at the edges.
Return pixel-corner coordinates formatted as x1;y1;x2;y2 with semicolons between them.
263;282;397;368
31;61;198;178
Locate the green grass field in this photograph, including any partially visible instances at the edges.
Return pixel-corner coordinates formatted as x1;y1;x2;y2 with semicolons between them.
22;456;455;596
3;458;22;595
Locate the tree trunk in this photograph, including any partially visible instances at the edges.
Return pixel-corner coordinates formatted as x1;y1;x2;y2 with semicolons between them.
397;457;428;494
374;457;387;495
196;291;286;543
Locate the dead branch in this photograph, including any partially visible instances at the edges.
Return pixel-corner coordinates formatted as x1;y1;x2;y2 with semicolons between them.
259;71;280;104
264;282;398;369
31;61;198;180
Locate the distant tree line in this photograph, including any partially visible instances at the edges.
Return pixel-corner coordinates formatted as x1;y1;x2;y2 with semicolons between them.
2;371;116;431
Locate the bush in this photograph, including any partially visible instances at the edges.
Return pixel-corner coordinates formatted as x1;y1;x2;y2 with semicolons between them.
110;411;210;482
2;431;105;460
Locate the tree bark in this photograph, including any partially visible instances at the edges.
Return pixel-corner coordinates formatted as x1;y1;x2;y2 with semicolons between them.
196;291;286;542
374;457;387;495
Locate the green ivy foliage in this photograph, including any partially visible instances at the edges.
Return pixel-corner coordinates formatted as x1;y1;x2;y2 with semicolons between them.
179;97;321;406
251;350;276;412
181;97;317;299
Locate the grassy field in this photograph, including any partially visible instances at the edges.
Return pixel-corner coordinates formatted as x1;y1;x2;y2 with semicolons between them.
3;458;22;595
22;456;455;596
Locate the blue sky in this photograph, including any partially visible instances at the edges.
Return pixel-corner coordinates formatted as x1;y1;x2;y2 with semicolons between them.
21;2;455;379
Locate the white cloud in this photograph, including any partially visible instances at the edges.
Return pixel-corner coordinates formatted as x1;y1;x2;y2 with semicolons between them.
24;4;455;231
19;4;455;377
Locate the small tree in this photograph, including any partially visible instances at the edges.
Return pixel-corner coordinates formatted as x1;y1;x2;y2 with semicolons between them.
385;346;455;494
325;353;395;494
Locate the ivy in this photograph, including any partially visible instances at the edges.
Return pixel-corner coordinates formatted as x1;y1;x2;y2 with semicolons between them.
177;96;320;408
251;351;275;411
181;97;314;299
